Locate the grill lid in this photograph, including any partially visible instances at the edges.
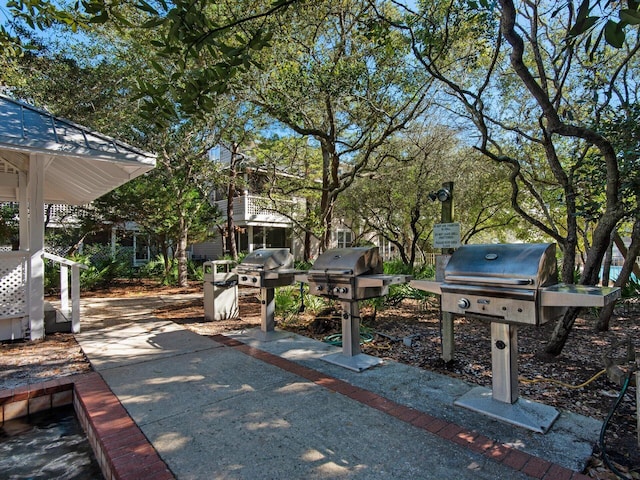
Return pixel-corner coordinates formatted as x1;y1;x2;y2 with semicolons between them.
444;243;558;289
238;248;294;271
309;247;383;277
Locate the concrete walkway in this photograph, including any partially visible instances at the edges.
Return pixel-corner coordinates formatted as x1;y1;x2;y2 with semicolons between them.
75;296;599;479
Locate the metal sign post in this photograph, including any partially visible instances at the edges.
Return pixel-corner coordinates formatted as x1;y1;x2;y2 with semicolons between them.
439;182;455;363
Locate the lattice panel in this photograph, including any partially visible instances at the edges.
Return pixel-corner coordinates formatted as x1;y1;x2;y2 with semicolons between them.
0;256;27;318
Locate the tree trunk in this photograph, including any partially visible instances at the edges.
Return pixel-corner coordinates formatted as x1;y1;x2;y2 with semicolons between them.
601;232;615;287
596;218;640;331
545;307;581;356
304;197;312;261
160;239;171;284
177;215;189;287
226;144;240;260
497;0;625;355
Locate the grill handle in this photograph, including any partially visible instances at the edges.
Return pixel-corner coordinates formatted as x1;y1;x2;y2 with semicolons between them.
446;275;534;286
308;269;354;276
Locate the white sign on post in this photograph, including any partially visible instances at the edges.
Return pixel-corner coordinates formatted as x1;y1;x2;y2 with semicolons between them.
433;223;460;249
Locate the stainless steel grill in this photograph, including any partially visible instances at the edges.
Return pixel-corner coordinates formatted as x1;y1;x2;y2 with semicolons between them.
412;243;620;326
411;243;621;433
235;248;297;288
234;248;300;340
297;247;411;371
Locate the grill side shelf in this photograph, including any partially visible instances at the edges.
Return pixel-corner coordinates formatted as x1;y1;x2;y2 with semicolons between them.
539;284;621;307
356;274;412;288
445;275;534;286
410;280;442;295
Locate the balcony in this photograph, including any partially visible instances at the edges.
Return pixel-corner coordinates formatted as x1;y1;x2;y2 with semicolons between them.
215;194;300;226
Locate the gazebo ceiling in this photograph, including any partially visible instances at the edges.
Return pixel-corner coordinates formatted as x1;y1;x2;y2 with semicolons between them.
0;94;156;205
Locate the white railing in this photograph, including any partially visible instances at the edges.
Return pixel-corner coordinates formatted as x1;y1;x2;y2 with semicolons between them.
43;251;88;333
0;251;28;320
215;194;298;225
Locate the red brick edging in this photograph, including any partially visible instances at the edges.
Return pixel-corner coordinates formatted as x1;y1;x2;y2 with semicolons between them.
1;373;174;480
210;334;590;480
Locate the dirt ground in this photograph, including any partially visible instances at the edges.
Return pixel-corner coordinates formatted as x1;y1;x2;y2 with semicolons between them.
1;279;638;479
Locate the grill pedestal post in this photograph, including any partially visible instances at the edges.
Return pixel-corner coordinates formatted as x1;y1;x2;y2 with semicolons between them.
320;301;383;372
455;319;560;433
491;322;519;404
245;286;293;342
342;301;361;357
261;287;275;333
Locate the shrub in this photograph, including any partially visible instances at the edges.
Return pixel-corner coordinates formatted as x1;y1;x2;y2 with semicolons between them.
139;254;204;285
275;283;329;323
362;261;437;310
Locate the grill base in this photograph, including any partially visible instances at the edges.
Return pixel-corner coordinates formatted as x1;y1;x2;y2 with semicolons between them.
454;386;560;434
321;352;383;372
319;301;383;372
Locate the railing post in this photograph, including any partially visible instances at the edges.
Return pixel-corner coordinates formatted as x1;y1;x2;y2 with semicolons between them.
71;264;81;333
42;251;87;335
60;264;69;314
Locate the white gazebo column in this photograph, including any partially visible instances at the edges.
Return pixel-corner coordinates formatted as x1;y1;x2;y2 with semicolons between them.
248;226;254;252
18;171;28;248
28;155;45;340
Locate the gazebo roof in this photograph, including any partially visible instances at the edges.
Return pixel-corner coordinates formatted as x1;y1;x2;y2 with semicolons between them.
0;94;156;205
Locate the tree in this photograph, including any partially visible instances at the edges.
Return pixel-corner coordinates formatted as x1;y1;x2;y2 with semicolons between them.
249;136;323;262
245;0;432;252
2;10;222;286
390;0;638;354
339;122;516;266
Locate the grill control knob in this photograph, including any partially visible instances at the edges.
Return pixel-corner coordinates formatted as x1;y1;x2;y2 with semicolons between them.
316;285;324;292
251;277;257;283
458;298;470;309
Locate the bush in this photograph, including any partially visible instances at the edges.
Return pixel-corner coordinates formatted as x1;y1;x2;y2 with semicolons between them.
621;275;640;299
44;245;138;293
275;283;329;323
362;261;437;310
139;254;203;285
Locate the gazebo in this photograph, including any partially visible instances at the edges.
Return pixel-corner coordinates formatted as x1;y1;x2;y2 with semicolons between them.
0;94;156;341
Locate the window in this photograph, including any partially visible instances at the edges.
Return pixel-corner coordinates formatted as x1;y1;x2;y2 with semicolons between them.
337;229;353;248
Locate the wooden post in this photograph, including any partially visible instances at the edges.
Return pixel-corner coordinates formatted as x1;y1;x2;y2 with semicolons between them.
440;181;455;363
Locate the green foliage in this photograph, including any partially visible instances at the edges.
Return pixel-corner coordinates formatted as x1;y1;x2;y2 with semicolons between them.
362;261;437;310
275;283;329;322
138;254;168;280
294;260;312;271
77;244;136;290
0;204;19;248
621;275;640;299
566;0;640;56
44;244;135;293
138;254;203;285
